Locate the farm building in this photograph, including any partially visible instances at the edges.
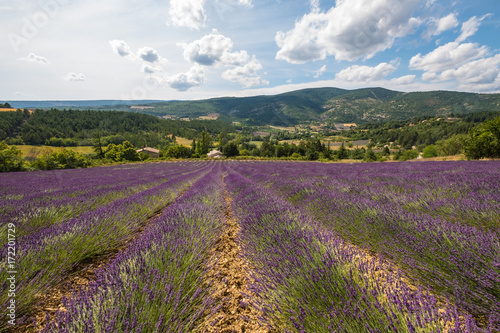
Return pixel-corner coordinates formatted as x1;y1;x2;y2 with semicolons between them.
136;146;160;158
207;149;223;158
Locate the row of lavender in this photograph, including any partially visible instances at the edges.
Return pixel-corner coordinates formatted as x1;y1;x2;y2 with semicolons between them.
43;163;227;332
231;160;500;329
0;161;212;330
223;168;479;332
0;162;207;239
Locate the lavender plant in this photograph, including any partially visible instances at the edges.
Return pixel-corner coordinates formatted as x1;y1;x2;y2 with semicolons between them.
42;164;226;332
224;170;480;332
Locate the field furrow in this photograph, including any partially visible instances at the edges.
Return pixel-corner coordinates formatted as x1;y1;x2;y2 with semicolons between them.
2;160;499;332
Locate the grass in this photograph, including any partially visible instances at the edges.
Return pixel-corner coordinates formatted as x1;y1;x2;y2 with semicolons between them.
249;141;263;148
173;137;193;147
10;145;94;156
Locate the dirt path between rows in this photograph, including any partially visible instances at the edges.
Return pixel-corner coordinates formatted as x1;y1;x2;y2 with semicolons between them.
17;186;193;333
200;185;271;332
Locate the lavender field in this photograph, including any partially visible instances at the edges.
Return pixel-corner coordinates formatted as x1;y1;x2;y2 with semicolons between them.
1;160;499;332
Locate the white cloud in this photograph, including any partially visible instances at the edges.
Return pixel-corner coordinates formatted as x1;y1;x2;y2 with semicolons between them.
221;57;269;88
275;0;422;63
137;47;160;63
109;40;134;58
336;62;397;82
410;42;488;73
433;13;459;36
314;64;327;78
18;53;49;64
390;75;416;85
65;73;86;82
166;65;205;91
182;30;267;87
423;55;500;91
238;0;253;8
182;30;234;66
169;0;206;30
456;15;491;43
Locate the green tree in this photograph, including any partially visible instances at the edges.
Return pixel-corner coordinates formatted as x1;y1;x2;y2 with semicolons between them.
92;132;105;158
337;142;348;159
0;142;25;172
166;145;192;159
223;142;239;157
121;141;139;161
436;134;468;156
196;131;211;155
50;149;88;169
465;116;500;159
400;150;419;161
364;148;377;162
382;146;391;156
422;145;439;158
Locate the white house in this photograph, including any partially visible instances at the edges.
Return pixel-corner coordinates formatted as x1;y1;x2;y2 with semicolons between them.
207;149;223;158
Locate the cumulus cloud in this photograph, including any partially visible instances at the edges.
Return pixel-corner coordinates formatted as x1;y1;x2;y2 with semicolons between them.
169;0;206;30
456;15;491;43
435;13;459;35
422;55;500;91
18;53;49;64
109;40;133;58
182;31;235;66
336;62;397;82
410;15;500;92
166;65;205;91
182;30;267;87
314;65;327;78
137;47;160;63
221;57;269;88
410;42;488;73
390;75;416;85
275;0;422;63
65;73;86;81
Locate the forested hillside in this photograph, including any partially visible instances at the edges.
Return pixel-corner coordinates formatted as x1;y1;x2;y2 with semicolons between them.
0;109;234;148
90;87;500;126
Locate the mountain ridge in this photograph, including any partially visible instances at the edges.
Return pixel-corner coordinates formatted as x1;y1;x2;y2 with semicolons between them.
6;87;500;126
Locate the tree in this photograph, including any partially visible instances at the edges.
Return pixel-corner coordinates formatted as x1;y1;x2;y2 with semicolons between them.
337;142;348;159
465;116;500;159
218;132;227;150
436;134;467;156
364;148;377;162
121;141;140;161
92;132;105;158
0;142;25;172
223;142;239;157
196;131;211;155
383;146;391;156
166;145;192;159
422;145;439;158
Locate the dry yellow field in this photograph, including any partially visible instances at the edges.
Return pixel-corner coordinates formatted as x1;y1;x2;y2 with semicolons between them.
173;137;193;147
10;145;94;156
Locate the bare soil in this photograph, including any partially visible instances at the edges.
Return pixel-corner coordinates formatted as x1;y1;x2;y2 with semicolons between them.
18;191;187;333
199;190;271;333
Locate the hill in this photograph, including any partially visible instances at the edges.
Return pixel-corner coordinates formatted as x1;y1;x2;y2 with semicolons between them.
101;87;500;126
6;87;500;126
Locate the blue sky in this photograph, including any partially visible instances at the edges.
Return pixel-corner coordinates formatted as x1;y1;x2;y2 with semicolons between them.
1;0;500;101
